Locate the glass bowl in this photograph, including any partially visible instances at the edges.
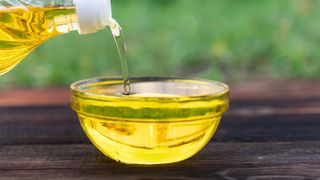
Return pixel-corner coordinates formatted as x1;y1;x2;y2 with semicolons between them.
71;77;229;165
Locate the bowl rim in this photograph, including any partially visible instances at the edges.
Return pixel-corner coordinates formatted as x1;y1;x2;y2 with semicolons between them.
70;76;229;102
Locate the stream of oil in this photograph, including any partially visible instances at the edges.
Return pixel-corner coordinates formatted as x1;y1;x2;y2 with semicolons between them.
109;18;131;95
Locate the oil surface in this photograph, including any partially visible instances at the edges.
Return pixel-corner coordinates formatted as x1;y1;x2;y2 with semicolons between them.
0;7;77;75
72;80;229;164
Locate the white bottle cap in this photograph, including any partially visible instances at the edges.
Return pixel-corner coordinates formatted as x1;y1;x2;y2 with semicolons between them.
75;0;112;34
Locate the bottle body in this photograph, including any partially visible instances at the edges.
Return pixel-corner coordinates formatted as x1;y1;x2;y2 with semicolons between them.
0;1;79;75
0;0;111;75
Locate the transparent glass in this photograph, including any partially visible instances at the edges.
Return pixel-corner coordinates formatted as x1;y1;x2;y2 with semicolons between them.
71;77;229;165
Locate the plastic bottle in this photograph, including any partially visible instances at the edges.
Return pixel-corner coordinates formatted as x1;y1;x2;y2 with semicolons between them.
0;0;112;75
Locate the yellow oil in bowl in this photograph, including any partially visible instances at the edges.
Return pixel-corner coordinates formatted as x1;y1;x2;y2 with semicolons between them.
71;77;229;165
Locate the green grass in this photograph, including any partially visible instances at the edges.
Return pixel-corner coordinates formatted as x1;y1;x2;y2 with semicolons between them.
1;0;320;88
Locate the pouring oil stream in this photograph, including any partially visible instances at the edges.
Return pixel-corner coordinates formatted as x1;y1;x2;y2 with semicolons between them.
109;18;131;95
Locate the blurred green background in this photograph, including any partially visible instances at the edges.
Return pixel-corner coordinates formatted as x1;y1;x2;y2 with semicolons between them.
1;0;320;88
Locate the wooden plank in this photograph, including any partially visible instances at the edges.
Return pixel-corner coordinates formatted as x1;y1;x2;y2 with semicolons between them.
0;81;319;144
0;142;319;179
229;80;320;101
0;106;88;144
219;113;320;142
1;81;320;107
0;88;70;107
0;101;319;144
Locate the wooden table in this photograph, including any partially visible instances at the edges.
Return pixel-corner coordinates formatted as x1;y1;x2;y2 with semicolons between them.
0;81;320;179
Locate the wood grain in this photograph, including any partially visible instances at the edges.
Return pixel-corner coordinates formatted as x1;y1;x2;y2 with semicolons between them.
0;142;319;179
0;106;88;144
0;81;320;179
0;99;319;144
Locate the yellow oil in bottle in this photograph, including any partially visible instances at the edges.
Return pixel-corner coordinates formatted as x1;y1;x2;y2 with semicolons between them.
72;79;229;164
0;7;77;75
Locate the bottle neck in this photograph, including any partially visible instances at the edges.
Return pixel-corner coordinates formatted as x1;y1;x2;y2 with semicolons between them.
75;0;112;34
56;0;113;34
